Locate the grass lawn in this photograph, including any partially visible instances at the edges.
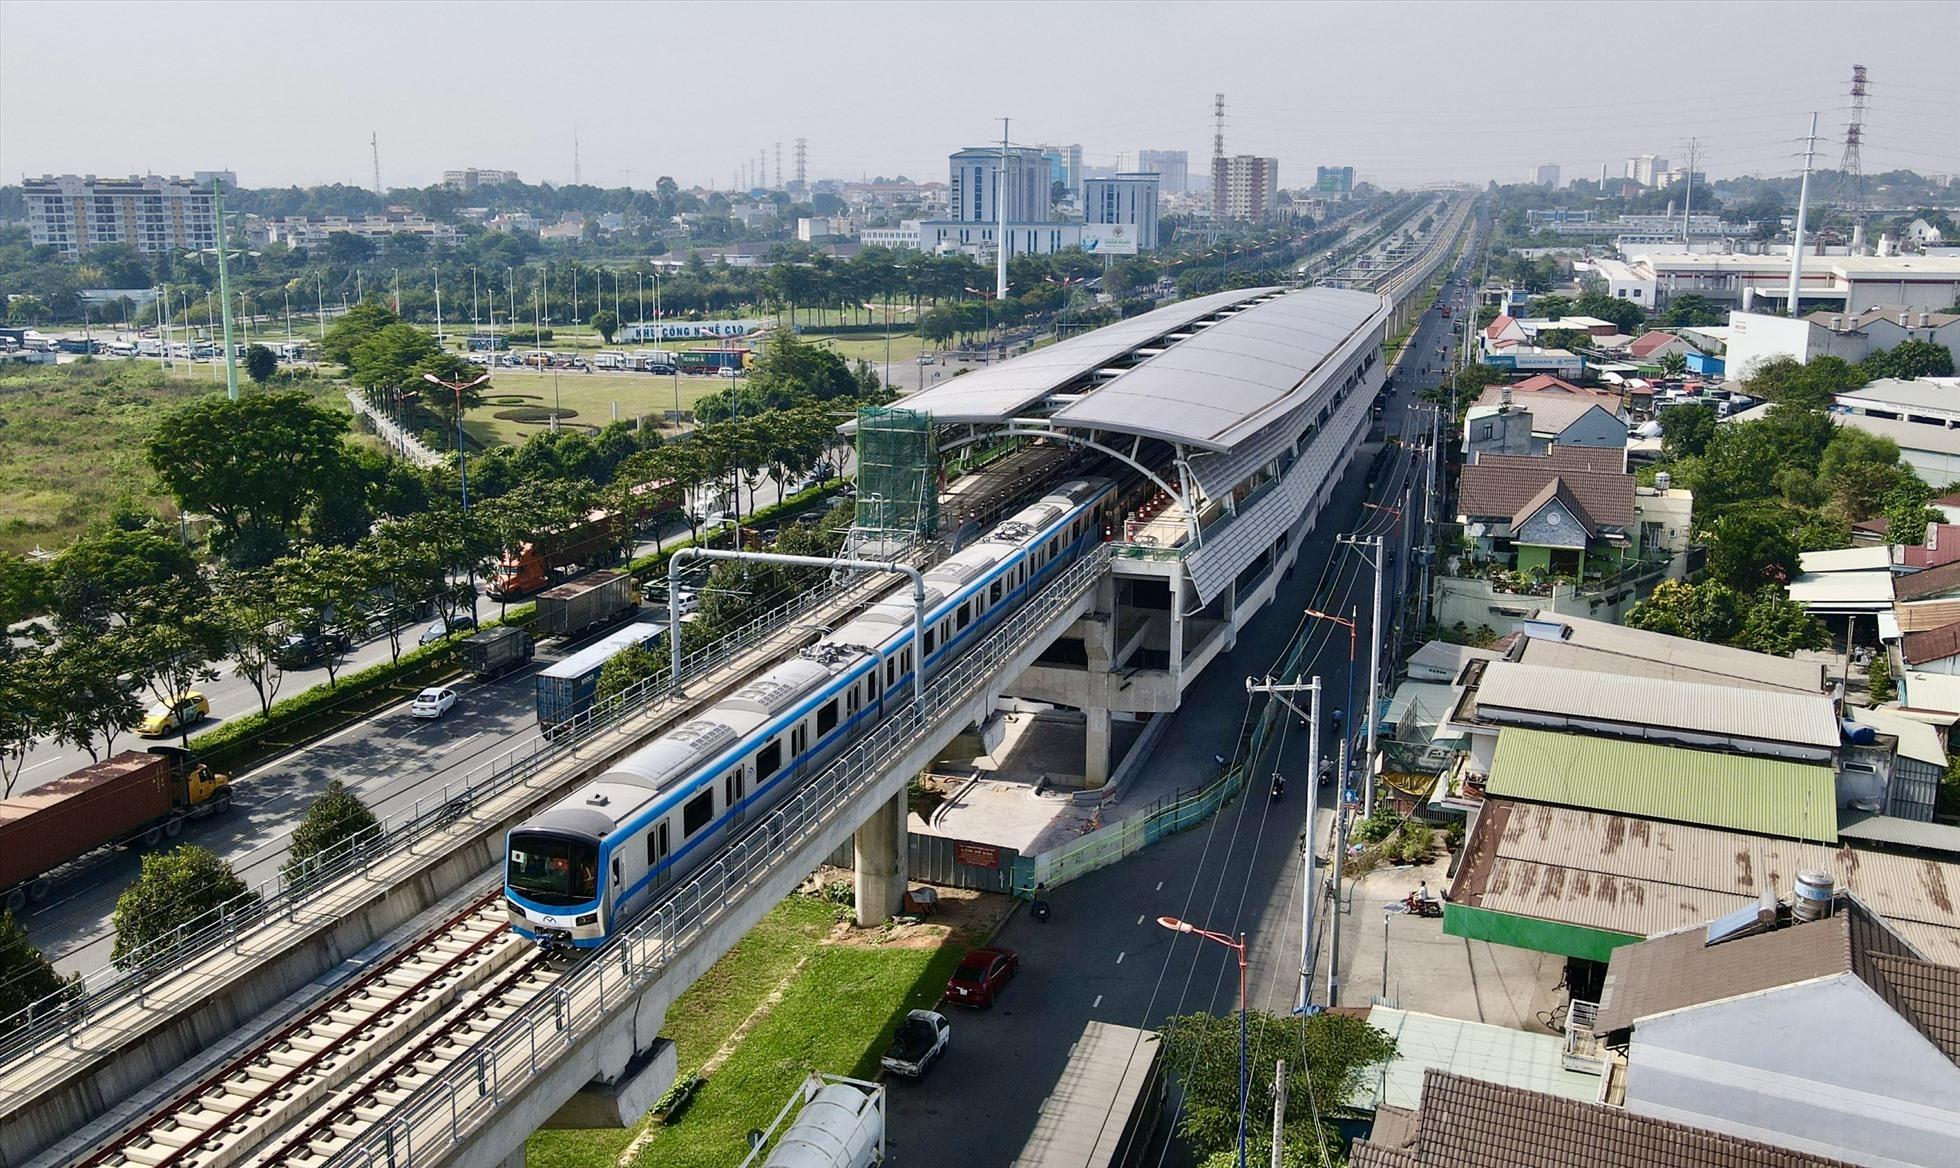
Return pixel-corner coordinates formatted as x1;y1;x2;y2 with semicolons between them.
0;360;344;555
526;891;980;1168
465;368;732;446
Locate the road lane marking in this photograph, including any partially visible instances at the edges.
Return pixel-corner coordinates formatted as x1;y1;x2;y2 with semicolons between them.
1116;951;1125;964
1092;994;1103;1009
1136;914;1144;925
439;733;484;756
20;756;63;774
1155;881;1163;891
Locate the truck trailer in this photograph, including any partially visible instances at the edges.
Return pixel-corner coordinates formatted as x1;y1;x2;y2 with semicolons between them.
460;627;535;679
533;570;637;639
0;748;232;913
535;621;664;731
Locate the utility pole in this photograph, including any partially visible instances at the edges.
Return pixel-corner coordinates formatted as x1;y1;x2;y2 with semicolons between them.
1789;113;1819;319
1337;534;1387;819
1270;1060;1287;1168
1681;137;1698;243
1245;675;1321;1011
211;178;239;400
997;117;1011;306
370;131;382;195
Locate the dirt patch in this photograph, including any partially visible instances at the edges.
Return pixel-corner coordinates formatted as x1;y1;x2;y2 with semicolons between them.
801;866;1017;950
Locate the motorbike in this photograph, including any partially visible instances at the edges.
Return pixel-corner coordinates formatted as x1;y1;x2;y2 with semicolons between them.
1403;886;1443;919
1270;772;1286;800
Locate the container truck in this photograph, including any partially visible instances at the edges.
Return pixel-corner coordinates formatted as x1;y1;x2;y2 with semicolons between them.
533;570;637;639
0;747;232;913
535;621;664;731
460;627;535;679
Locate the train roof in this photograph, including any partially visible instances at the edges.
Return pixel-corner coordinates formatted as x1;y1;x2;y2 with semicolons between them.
723;659;839;716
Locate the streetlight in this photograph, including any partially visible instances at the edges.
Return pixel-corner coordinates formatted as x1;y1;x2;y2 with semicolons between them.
423;371;492;511
1158;916;1250;1168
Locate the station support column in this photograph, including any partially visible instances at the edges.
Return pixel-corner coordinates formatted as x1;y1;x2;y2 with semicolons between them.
853;789;909;927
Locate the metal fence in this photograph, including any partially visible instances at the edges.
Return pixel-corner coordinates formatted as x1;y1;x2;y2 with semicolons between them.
322;544;1110;1167
0;571;896;1070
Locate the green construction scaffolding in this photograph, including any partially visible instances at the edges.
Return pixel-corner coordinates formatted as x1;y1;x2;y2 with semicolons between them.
850;406;939;557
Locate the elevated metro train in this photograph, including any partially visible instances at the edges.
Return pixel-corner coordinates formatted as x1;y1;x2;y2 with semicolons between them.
505;477;1117;949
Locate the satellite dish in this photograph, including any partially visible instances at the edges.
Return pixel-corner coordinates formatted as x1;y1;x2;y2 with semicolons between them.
1467;523;1488;538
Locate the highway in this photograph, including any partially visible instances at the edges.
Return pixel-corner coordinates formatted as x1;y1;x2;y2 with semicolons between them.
883;221;1485;1166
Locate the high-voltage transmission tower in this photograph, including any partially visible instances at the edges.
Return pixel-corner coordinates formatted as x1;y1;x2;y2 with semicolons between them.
794;138;808;191
774;142;783;189
371;132;382;194
1839;64;1868;211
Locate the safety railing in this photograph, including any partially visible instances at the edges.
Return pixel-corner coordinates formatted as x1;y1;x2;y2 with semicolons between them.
0;568;903;1070
324;544;1112;1168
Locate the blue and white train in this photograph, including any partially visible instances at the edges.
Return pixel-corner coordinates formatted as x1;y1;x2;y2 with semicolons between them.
505;477;1117;948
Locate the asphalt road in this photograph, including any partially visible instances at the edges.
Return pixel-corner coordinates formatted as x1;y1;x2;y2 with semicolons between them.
884;236;1484;1168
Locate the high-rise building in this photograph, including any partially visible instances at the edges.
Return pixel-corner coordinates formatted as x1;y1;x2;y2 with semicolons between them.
948;146;1052;225
1037;143;1084;200
22;174;218;259
442;168;520;190
1315;165;1355;195
1117;150;1190;195
1084;173;1161;251
1217;156;1280;221
1624;155;1669;187
1531;164;1561;187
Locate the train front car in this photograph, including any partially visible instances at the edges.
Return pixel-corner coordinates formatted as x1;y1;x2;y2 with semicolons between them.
505;811;610;951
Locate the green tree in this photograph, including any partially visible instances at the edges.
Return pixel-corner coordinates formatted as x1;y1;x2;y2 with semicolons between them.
282;779;379;883
320;300;400;366
41;636;143;763
1656;350;1689;377
1733;591;1830;656
215;569;288;715
43;526;200;636
1658;403;1716;459
596;643;663;702
1655;293;1726;328
110;845;258;969
589;308;619;344
1571;291;1643;332
146;390;355;561
1868;652;1896;703
274;545;375;687
1863;339;1956;380
1527;294;1571;319
1692;422;1782;509
119;582;226;747
1625;579;1746;643
0;554;43;628
0;910;70;1036
1706;508;1799;591
0;650;51;797
242;343;278;384
1157;1010;1395;1161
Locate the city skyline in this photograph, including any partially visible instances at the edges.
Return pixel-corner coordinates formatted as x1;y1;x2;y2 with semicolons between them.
2;0;1955;194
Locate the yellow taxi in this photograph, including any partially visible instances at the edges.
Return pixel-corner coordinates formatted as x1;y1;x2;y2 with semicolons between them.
138;691;211;737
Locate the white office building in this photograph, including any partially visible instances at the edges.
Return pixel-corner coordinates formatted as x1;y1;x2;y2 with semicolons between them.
1084;173;1161;252
1530;164;1561;187
948;146;1051;225
442;168;520;190
1118;150;1190;195
22;174;218;258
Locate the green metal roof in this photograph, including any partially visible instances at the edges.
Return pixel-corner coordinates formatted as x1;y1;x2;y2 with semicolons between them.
1485;727;1839;842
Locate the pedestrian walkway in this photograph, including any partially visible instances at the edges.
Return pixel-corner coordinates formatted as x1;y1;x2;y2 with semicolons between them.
345;390;444;467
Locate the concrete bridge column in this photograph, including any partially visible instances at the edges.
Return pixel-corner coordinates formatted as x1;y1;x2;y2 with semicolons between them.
1084;706;1113;789
853;789;908;927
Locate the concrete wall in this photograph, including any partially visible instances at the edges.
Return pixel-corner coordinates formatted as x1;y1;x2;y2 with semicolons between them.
1625;975;1960;1168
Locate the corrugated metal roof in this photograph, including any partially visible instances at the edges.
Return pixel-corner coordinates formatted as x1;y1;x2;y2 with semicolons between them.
1849;705;1950;768
1486;727;1839;840
1523;612;1827;693
880;287;1273;424
1837;811;1960;854
1798;545;1892;573
1356;1008;1597;1112
1048;287;1386;450
1474;662;1840;749
1448;800;1960;965
1515;638;1797;692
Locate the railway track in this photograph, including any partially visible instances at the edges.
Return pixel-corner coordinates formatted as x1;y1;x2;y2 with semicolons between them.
78;888;539;1168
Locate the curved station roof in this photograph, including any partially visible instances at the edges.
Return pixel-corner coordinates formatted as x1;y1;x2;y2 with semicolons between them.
885;285;1387;453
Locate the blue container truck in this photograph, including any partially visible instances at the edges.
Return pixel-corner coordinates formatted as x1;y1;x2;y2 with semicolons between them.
535;621;665;731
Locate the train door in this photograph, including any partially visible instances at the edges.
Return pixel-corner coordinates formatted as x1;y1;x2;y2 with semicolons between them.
649;821;673;890
727;765;751;826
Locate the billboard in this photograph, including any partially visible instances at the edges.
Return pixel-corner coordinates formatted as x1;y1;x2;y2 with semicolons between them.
620;319;765;343
1080;224;1139;256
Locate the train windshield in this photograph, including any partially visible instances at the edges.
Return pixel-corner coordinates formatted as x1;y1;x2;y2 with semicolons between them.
507;833;599;907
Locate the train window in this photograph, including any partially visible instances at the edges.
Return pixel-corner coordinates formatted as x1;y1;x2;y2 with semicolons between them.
1049;537;1060;558
819;699;839;735
990;579;1003;605
683;791;714;837
886;656;897;687
725;770;745;807
956;603;971;631
792;725;807;755
923;628;937;656
758;739;783;780
647;822;670;867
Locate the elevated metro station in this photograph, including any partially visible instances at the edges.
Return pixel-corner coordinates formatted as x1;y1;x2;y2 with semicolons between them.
878;284;1392;786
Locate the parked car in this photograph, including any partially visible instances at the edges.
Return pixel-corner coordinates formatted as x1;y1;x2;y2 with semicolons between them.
945;946;1018;1007
419;615;477;645
138;691;211;737
277;628;351;668
410;686;459;719
880;1010;950;1078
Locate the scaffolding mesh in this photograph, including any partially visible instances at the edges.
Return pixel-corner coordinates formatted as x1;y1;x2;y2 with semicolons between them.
849;406;939;558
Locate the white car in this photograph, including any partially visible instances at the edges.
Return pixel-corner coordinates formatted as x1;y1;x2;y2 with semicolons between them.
411;687;458;719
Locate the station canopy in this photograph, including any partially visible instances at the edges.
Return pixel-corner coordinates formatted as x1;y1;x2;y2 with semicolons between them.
884;285;1387;453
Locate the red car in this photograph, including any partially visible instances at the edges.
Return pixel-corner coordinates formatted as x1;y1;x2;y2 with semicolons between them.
945;946;1019;1007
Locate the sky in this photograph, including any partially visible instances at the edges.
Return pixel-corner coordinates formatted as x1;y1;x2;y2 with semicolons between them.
2;0;1957;193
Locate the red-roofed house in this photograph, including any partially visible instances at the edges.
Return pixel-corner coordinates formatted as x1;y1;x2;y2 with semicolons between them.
1628;330;1693;362
1509;374;1588;394
1457;446;1638;579
1484;314;1524;345
1895;523;1960;570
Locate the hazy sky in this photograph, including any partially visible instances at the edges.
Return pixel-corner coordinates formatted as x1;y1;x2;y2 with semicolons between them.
3;0;1956;192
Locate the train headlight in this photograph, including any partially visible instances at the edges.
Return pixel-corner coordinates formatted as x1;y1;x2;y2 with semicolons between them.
576;912;599;926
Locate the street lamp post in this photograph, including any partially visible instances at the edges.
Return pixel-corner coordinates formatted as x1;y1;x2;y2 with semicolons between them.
1158;916;1250;1168
424;371;492;512
1301;605;1358;1007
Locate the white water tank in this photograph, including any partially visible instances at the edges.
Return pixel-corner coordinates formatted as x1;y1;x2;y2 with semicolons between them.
1654;470;1672;491
1793;869;1835;922
764;1080;884;1168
